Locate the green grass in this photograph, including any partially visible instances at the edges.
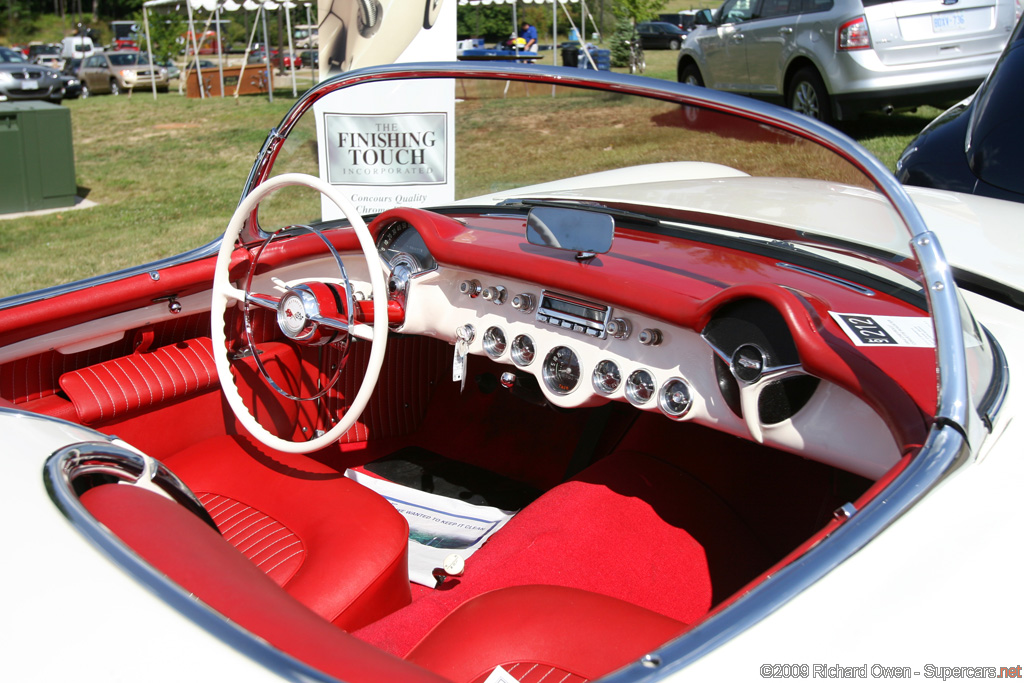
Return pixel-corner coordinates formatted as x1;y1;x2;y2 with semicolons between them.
0;62;935;298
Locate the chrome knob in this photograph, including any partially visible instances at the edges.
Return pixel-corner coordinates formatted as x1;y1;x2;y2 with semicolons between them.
606;317;632;340
481;285;507;304
459;279;482;298
511;293;535;313
638;328;662;346
500;372;516;389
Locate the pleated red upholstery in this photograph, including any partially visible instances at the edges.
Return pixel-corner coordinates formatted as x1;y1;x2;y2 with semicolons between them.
199;492;305;587
59;338;217;424
1;313;210;405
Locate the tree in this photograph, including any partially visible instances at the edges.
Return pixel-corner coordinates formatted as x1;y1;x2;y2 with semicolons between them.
612;0;667;24
135;7;184;63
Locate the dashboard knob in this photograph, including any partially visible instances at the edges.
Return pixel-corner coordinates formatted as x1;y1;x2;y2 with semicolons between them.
459;279;482;298
638;328;663;346
511;293;535;313
606;317;632;340
481;285;507;304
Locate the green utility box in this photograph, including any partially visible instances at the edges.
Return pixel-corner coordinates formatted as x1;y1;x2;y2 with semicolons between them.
0;102;77;214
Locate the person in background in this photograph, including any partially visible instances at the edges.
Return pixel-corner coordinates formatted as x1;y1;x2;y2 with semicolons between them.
520;22;538;52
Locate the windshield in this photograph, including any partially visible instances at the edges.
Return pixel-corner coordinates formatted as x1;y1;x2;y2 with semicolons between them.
253;65;999;439
263;73;916;281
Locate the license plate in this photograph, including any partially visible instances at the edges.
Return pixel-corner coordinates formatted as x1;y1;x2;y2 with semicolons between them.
22;80;39;90
933;10;966;32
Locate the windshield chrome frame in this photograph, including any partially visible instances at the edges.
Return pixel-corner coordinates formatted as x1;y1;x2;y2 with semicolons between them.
243;61;975;678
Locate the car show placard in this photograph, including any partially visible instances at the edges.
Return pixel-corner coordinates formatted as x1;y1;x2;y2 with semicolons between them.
314;0;455;218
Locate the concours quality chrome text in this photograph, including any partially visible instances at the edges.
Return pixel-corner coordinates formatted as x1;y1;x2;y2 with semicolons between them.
760;663;1022;679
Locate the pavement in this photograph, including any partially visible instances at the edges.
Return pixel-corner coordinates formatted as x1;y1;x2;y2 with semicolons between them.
0;196;98;221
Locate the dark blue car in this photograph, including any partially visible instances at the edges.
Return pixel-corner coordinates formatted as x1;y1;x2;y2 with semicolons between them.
896;15;1024;204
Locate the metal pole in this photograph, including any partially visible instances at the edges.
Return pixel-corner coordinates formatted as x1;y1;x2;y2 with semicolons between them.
284;1;297;97
186;0;205;99
305;2;315;84
143;4;157;101
215;6;225;97
260;2;273;102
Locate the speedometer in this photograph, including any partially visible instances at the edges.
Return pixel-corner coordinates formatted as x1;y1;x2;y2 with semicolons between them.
542;346;581;395
376;220;437;273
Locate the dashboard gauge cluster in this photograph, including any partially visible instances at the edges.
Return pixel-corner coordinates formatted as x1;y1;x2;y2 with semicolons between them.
376;220;437;274
407;263;698;420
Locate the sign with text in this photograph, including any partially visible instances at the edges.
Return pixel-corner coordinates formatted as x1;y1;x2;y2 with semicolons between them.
324;113;447;186
313;0;455;218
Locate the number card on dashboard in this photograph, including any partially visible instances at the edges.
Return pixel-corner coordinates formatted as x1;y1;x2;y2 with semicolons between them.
830;312;936;348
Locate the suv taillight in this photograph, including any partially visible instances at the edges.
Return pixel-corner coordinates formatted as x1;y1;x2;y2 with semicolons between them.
838;16;871;50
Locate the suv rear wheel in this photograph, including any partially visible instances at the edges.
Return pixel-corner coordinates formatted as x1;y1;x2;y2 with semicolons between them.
680;62;704;87
788;67;831;124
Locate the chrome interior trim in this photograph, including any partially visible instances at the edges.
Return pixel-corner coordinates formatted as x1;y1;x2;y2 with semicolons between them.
44;441;340;683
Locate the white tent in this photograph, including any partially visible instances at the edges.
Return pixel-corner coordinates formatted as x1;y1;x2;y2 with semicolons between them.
141;0;305;102
456;0;595;68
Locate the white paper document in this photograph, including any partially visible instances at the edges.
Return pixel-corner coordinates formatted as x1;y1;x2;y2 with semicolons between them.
345;469;515;586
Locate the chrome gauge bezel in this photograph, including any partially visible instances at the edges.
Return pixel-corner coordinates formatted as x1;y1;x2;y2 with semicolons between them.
511;334;536;367
659;377;693;418
592;359;621;395
483;326;507;358
542;346;582;396
625;368;656;405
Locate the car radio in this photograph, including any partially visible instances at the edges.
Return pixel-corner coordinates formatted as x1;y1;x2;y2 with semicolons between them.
535;290;611;339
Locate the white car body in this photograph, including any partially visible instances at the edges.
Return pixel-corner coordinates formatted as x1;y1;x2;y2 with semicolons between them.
3;64;1021;681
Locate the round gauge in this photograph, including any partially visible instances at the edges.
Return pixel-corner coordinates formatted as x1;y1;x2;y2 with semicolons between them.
542;346;581;395
511;335;536;367
375;221;436;273
625;369;656;405
483;326;507;358
659;378;693;417
592;359;621;395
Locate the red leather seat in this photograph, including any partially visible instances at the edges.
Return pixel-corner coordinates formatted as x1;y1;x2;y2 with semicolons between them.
406;585;688;683
81;481;687;683
162;434;412;631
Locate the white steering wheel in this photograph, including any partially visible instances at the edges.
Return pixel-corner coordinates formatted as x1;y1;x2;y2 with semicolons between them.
210;173;388;454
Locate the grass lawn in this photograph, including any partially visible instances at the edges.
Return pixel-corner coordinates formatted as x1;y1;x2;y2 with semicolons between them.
0;62;937;298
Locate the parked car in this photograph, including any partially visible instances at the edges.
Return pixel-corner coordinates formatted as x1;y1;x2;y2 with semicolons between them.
0;46;65;103
156;58;181;80
248;49;303;70
678;0;1019;124
79;51;169;96
659;10;701;33
298;49;319;69
2;62;1023;681
28;43;63;70
60;35;96;60
636;21;689;50
896;14;1024;204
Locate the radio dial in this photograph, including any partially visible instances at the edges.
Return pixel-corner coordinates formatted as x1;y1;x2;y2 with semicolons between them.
606;318;632;340
459;279;482;298
482;286;507;304
638;328;663;346
511;293;535;313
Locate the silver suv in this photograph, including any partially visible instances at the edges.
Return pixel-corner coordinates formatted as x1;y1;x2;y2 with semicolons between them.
678;0;1020;123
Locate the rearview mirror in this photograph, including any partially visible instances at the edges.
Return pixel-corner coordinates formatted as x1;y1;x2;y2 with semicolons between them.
526;206;614;259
